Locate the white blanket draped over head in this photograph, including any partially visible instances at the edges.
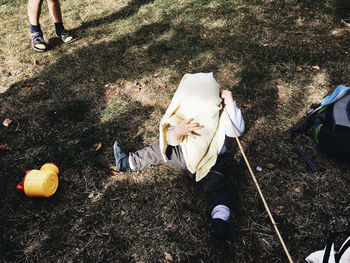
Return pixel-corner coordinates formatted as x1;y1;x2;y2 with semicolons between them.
159;72;227;182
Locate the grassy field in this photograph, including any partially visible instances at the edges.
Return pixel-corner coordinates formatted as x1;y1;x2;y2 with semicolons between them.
1;0;350;262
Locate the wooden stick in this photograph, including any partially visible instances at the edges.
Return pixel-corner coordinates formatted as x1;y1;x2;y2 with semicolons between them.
224;109;294;263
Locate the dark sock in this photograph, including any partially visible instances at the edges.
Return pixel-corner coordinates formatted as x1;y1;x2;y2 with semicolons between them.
30;24;42;36
55;22;65;36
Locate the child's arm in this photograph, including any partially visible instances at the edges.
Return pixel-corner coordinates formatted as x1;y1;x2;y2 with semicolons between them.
220;90;245;137
167;118;201;146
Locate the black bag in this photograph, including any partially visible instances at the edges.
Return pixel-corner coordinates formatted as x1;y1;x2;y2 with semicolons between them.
290;85;350;171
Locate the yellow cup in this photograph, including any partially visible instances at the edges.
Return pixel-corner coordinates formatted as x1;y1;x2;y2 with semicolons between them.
17;163;59;197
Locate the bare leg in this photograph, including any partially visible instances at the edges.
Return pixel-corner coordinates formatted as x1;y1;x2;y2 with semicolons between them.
27;0;44;26
47;0;63;23
47;0;74;42
28;0;47;51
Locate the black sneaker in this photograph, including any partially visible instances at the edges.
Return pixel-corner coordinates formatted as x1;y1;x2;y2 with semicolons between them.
210;218;230;241
113;141;130;172
58;30;74;43
30;32;47;51
342;17;350;27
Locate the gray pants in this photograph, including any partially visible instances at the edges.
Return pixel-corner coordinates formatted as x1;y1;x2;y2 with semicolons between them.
129;142;232;213
130;142;188;173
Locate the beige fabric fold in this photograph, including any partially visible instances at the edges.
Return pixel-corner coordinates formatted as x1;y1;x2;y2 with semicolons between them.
159;72;227;182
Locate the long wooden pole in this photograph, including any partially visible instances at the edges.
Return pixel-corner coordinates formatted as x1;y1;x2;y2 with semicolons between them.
225;109;294;263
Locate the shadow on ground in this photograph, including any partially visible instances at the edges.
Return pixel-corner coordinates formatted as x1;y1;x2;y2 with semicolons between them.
1;0;350;262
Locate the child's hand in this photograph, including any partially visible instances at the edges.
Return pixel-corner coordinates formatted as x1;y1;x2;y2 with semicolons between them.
168;118;201;145
220;90;234;107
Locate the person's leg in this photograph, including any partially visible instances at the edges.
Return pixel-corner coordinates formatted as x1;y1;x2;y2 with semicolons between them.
47;0;73;43
113;141;188;172
28;0;47;51
28;0;44;25
46;0;62;23
197;155;232;240
130;143;188;172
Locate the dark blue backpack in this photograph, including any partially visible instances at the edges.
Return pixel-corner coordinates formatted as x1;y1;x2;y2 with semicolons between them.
290;85;350;171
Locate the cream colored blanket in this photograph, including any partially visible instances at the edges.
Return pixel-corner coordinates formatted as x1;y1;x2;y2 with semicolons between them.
159;73;227;181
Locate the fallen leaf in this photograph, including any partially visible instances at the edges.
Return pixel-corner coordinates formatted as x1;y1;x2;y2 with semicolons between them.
120;210;126;216
95;143;102;151
311;65;320;71
132;87;140;93
274;196;280;201
154;73;159;78
295;187;301;193
248;255;254;263
233;69;241;73
104;84;110;88
339;187;345;192
199;32;207;39
39;81;46;85
243;104;251;109
264;163;276;169
0;144;9;150
274;205;284;213
35;60;42;66
188;61;193;66
54;46;60;50
3;118;12;127
164;252;173;262
296;66;303;72
88;192;94;198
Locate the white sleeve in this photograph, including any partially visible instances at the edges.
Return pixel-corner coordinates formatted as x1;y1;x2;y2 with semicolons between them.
224;101;245;138
166;126;180;146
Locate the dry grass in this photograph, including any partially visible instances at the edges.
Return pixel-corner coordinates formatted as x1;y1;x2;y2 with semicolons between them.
1;0;350;262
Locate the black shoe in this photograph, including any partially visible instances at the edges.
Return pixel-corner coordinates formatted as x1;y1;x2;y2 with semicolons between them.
113;141;130;172
342;17;350;26
210;218;230;241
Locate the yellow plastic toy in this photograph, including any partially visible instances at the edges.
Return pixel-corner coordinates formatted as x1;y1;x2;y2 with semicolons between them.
17;163;59;197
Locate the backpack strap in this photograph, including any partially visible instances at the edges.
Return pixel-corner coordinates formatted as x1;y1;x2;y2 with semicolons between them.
294;146;317;171
289;111;320;172
323;232;337;263
335;235;350;263
322;232;350;263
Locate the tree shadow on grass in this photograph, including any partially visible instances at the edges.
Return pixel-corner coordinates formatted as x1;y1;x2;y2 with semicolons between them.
75;0;155;32
4;0;350;261
334;0;350;17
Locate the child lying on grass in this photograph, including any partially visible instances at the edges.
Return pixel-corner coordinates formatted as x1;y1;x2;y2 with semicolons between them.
113;73;245;240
